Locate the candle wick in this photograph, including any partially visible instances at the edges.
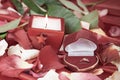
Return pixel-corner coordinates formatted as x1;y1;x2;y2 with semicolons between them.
45;23;47;29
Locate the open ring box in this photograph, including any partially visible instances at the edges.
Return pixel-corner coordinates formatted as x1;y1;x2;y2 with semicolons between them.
27;15;64;50
62;29;99;72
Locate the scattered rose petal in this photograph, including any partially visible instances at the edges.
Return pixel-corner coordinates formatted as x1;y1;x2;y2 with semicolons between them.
80;21;90;30
59;72;70;80
105;71;120;80
101;64;117;74
39;45;64;71
60;72;101;80
30;70;47;78
95;0;120;16
0;20;7;26
111;61;120;72
0;55;33;77
7;44;24;57
37;69;59;80
14;57;33;69
92;68;104;75
70;72;101;80
101;43;120;63
8;44;40;60
101;15;120;27
98;9;108;17
0;39;8;56
19;73;37;80
91;28;107;36
0;9;9;14
6;29;32;49
0;74;19;80
73;10;82;18
32;56;43;73
7;7;21;16
21;49;40;60
109;26;120;37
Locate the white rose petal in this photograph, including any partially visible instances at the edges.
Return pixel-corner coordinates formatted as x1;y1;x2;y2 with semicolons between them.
80;21;90;30
8;44;40;60
0;39;8;56
105;71;120;80
8;44;24;57
21;49;40;60
99;9;108;17
15;56;33;69
37;69;59;80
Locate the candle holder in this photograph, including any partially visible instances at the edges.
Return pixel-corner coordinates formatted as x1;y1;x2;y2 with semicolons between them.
27;15;64;50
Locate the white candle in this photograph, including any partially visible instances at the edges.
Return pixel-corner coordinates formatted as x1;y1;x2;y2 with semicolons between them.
31;16;61;31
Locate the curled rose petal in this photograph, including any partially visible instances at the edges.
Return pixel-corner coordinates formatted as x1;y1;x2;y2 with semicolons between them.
14;56;33;69
105;71;120;80
0;74;19;80
91;28;107;36
98;9;108;17
70;72;101;80
1;0;14;9
101;43;120;63
80;21;90;30
109;26;120;37
0;20;7;26
0;9;9;14
6;29;32;49
101;16;120;28
0;55;33;77
92;68;104;75
8;44;40;60
59;72;70;80
7;7;21;16
111;61;120;72
95;0;120;16
29;70;46;78
0;39;8;56
60;72;101;80
37;69;59;80
19;73;37;80
32;57;43;73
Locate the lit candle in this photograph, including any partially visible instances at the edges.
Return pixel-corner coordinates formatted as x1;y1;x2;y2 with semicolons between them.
31;15;62;31
28;15;64;50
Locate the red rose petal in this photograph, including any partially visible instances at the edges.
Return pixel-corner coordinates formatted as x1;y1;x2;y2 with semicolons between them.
19;73;37;80
6;29;32;49
109;26;120;37
59;72;70;80
82;0;98;4
39;45;64;71
95;0;120;16
101;44;120;63
0;20;7;26
0;55;24;77
0;74;19;80
101;16;120;27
